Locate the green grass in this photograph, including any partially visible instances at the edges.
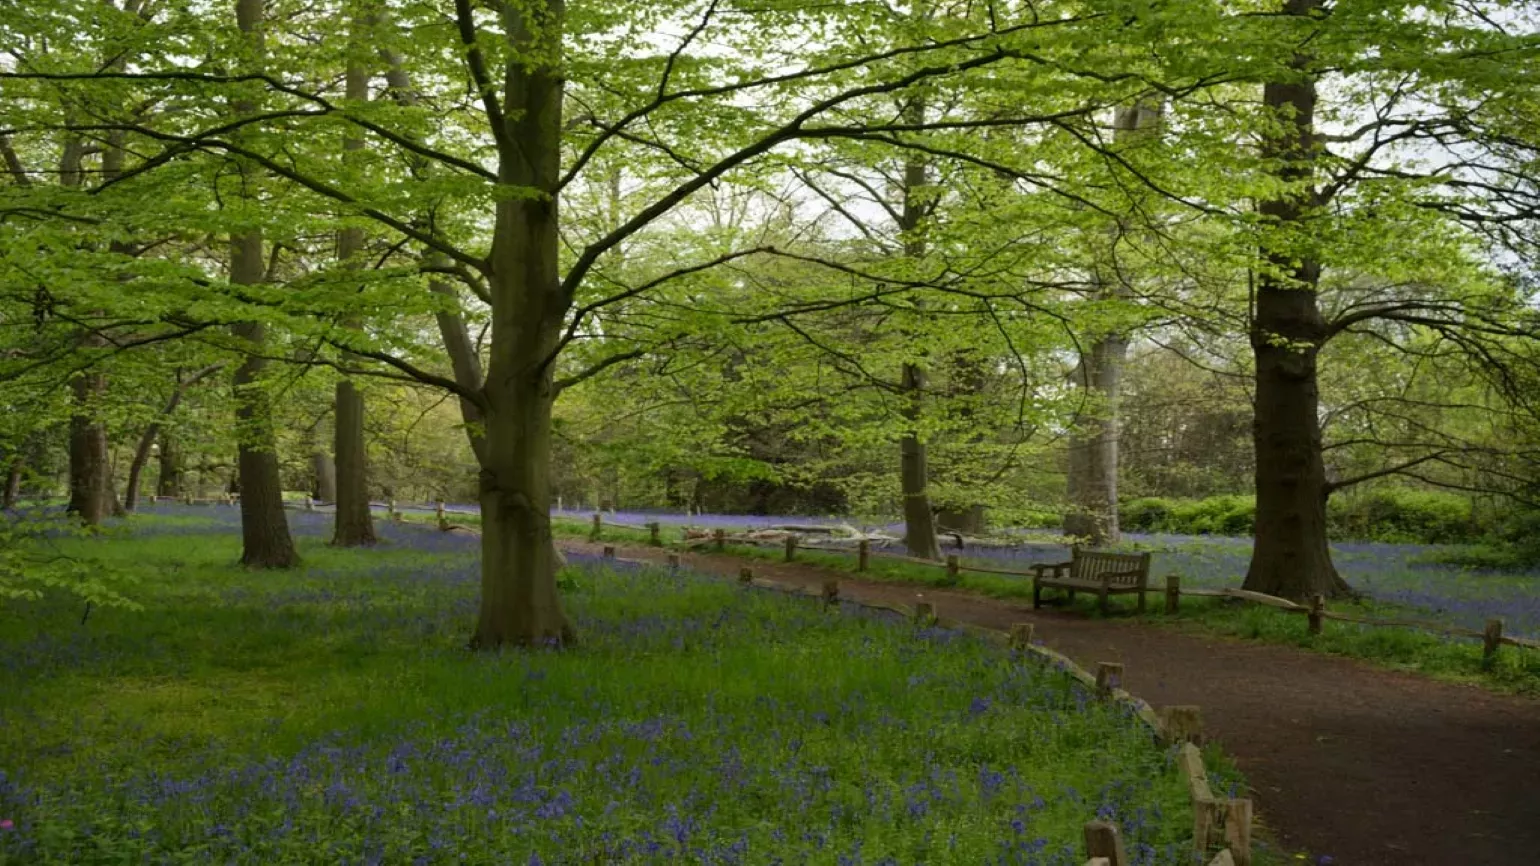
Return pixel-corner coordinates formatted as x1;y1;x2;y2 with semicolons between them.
0;516;1208;864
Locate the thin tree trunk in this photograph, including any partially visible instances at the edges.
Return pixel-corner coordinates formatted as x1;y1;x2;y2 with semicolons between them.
897;98;941;561
1242;0;1350;600
125;364;222;511
331;28;376;546
470;0;573;649
4;453;22;509
227;0;298;568
1063;101;1161;547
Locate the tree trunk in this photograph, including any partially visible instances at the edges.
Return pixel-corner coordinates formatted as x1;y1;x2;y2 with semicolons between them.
125;364;222;511
1242;0;1350;600
4;453;21;509
312;450;337;502
897;98;941;561
231;243;299;568
1064;339;1124;546
1062;102;1160;547
66;368;112;525
330;28;376;547
156;432;182;497
227;0;298;568
470;0;573;649
900;361;942;560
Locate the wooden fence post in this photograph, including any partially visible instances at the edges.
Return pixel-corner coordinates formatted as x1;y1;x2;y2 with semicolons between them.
648;522;661;546
1158;706;1204;746
1095;662;1123;695
304;496;313;512
821;579;839;606
1009;622;1034;649
914;601;935;627
1483;618;1504;666
784;534;798;562
589;513;602;541
738;567;752;585
435;501;447;530
944;555;960;586
667;553;681;569
857;539;870;572
714;528;726;552
1225;798;1253;866
387;500;397;522
1165;574;1181;615
602;545;616;559
1308;594;1325;635
1083;820;1128;866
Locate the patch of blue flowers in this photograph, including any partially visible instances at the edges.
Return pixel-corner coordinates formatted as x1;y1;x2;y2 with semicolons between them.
0;510;1194;865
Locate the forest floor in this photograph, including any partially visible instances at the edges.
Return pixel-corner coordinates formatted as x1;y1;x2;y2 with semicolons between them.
567;539;1540;866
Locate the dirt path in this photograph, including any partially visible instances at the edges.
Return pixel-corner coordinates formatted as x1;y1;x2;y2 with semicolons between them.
566;540;1540;866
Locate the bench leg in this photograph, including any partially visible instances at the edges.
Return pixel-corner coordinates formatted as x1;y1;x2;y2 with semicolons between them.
1137;588;1147;615
1066;589;1075;604
1032;577;1042;609
1099;587;1109;615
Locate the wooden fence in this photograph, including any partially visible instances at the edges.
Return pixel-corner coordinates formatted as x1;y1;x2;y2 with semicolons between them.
570;516;1538;664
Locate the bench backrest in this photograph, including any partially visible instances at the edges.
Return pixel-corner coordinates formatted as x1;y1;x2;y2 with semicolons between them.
1071;549;1152;587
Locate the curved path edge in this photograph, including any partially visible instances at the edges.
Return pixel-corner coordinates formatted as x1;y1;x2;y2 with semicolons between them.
564;540;1540;866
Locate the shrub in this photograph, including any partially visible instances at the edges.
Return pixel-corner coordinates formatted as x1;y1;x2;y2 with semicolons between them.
1327;489;1475;544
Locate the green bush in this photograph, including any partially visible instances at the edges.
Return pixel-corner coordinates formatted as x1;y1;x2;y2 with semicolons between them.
1326;489;1475;544
1119;488;1487;545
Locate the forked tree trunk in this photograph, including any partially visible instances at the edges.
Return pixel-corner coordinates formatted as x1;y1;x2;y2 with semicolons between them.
125;364;222;511
470;0;573;649
1242;0;1350;600
330;34;376;547
1063;102;1161;548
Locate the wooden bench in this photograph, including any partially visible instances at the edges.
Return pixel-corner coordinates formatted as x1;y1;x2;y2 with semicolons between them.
1032;549;1152;614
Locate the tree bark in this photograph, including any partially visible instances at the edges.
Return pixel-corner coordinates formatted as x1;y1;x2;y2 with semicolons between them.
156;432;182;497
1063;101;1161;547
4;452;22;509
330;25;376;547
897;98;941;561
469;0;573;649
66;366;113;525
1242;0;1351;600
312;450;337;502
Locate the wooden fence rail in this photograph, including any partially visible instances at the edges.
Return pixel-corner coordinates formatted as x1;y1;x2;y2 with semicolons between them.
419;509;1540;661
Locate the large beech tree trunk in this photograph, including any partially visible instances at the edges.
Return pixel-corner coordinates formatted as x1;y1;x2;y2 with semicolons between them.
331;37;375;547
1063;102;1161;548
469;1;573;649
228;0;298;568
1242;0;1350;600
